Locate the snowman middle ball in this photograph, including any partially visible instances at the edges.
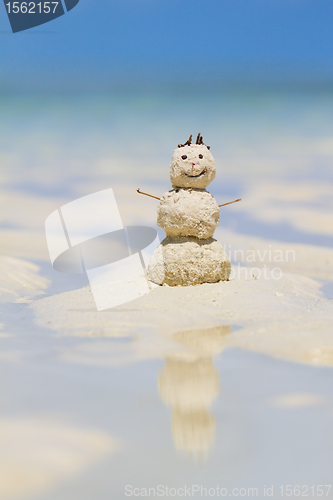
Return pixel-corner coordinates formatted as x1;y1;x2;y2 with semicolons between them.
157;189;220;240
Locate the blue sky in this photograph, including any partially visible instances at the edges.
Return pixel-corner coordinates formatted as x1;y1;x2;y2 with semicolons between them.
1;0;333;90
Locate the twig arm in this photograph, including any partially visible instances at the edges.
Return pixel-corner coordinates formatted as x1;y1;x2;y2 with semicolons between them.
218;198;242;208
137;188;161;201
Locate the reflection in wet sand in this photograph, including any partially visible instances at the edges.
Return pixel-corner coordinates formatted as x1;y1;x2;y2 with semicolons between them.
158;326;231;458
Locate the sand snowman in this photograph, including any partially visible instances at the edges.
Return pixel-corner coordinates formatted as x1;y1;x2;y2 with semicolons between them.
138;134;240;286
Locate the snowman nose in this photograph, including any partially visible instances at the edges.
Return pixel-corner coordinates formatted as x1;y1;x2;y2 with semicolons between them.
191;162;195;166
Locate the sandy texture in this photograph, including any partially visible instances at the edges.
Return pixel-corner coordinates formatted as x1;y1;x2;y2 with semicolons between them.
0;256;49;303
148;236;231;286
170;145;216;189
25;265;332;367
215;228;333;281
157;188;220;239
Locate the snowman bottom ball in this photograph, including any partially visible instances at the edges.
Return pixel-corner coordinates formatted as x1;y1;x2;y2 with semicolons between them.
147;237;231;286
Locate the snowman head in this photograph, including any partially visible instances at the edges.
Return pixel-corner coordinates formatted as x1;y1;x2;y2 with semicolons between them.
170;134;216;189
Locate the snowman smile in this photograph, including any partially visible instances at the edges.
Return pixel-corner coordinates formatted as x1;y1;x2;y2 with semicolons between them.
184;169;207;178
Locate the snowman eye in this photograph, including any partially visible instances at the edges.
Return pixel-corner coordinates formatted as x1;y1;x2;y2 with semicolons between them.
181;155;187;160
199;154;203;159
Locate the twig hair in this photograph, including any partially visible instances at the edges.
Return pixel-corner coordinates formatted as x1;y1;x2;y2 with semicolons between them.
178;134;192;148
178;133;210;150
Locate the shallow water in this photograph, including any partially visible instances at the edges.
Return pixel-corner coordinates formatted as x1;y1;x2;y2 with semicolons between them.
321;280;333;300
2;322;333;499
